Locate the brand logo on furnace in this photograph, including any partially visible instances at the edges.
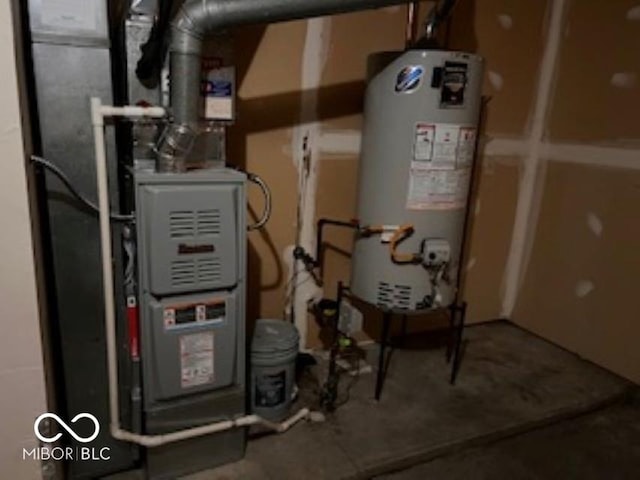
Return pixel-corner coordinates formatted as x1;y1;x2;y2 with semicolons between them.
178;243;216;254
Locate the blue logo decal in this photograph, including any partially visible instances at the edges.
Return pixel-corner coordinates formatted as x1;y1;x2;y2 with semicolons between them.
395;66;424;93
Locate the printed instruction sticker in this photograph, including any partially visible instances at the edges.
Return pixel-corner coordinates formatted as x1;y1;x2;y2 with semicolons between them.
431;124;460;169
457;127;477;167
413;124;435;162
407;123;476;210
180;332;214;388
407;169;471;210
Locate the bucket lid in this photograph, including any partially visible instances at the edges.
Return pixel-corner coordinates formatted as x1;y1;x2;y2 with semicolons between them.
252;319;300;354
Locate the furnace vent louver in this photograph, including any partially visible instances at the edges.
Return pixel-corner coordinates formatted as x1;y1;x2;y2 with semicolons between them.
170;258;223;288
196;209;221;236
197;258;222;283
169;211;195;238
171;259;197;287
169;209;221;238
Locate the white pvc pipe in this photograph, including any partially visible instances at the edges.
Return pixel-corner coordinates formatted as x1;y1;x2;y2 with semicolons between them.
99;104;166;118
91;97;122;438
91;97;312;447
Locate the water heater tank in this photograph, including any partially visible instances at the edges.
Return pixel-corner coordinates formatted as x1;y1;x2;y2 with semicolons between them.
351;49;483;311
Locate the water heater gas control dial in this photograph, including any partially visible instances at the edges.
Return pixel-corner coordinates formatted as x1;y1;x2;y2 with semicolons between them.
422;239;451;267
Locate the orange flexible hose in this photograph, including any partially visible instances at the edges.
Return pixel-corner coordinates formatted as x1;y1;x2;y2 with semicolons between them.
389;223;418;264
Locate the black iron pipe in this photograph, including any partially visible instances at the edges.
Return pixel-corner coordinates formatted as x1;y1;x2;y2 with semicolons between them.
315;218;360;270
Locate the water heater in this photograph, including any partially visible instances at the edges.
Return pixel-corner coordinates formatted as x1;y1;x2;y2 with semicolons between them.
351;49;483;311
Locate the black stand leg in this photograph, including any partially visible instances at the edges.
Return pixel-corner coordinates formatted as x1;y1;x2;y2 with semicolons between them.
450;302;467;385
446;304;455;363
375;310;392;401
321;282;344;412
400;314;408;347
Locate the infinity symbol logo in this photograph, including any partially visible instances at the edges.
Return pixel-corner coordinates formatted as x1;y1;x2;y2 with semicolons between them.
34;413;100;444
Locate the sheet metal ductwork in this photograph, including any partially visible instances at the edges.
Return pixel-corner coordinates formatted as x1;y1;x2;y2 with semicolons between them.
169;0;416;127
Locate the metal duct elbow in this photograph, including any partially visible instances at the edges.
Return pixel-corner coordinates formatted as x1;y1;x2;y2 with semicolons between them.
169;0;416;127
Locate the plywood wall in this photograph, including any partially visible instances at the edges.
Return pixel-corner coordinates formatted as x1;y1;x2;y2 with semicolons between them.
512;0;640;383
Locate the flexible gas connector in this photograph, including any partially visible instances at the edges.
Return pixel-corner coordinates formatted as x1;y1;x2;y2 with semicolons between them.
388;223;422;264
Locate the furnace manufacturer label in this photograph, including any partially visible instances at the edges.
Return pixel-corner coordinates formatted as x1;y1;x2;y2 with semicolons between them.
408;123;476;210
180;332;214;388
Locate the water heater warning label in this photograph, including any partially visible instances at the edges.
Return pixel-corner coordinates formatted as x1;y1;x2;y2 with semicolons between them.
408;123;476;210
180;332;214;388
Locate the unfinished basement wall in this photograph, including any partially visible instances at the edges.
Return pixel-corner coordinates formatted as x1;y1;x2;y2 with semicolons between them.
449;0;550;322
512;1;640;384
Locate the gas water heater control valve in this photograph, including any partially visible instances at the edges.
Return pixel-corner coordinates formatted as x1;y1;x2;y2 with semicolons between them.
422;239;451;267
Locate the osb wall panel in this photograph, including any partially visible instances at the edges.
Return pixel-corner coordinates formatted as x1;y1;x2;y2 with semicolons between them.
320;7;408;132
448;0;549;322
548;1;640;143
461;157;520;322
514;162;640;383
229;22;307;327
449;0;549;136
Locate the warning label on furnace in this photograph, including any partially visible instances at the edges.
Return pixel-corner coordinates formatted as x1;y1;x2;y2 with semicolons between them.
180;332;214;388
408;123;476;210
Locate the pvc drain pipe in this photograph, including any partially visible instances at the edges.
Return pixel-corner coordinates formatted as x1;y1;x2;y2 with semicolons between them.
91;98;314;447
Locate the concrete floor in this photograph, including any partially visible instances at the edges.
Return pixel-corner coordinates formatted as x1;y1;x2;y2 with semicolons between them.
379;393;640;480
182;321;637;480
